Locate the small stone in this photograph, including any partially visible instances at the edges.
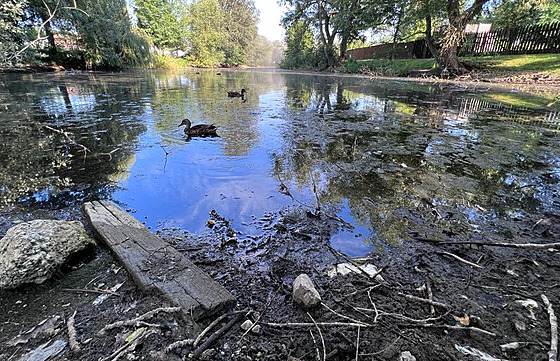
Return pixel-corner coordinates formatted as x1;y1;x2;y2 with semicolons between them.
399;351;417;361
241;320;254;331
293;273;321;308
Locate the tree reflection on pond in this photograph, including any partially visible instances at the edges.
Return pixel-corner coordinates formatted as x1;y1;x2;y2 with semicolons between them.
0;70;558;257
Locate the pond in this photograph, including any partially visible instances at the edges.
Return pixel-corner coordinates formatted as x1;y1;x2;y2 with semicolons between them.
0;69;559;257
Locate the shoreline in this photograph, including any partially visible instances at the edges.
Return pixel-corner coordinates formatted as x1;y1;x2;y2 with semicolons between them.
3;64;558;98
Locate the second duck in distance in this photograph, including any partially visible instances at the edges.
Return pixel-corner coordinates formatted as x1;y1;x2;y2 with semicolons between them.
227;88;246;98
178;118;218;137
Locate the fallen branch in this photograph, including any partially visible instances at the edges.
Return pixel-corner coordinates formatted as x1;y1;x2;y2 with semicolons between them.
355;326;360;361
408;323;497;337
194;310;248;348
426;278;436;315
263;321;369;328
399;293;451;309
45;126;93;160
415;237;560;249
321;302;371;327
99;307;182;335
438;251;483;269
61;288;121;296
166;339;193;353
191;313;243;359
541;294;558;361
67;310;81;353
307;312;326;361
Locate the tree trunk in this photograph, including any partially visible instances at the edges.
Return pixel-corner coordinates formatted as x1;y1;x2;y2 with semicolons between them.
424;15;438;60
45;21;57;56
391;7;403;60
438;0;489;74
316;0;335;68
338;0;360;61
439;44;465;74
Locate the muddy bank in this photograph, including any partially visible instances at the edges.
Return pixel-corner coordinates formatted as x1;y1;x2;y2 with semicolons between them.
1;205;558;360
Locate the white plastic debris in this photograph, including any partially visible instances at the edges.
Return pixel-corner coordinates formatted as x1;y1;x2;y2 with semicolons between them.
16;339;67;361
515;299;539;320
93;282;124;306
454;345;507;361
328;263;385;282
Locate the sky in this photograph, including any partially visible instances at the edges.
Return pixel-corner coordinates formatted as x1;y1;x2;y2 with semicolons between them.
255;0;286;42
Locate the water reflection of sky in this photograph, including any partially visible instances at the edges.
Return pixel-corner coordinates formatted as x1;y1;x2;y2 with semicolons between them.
1;70;560;257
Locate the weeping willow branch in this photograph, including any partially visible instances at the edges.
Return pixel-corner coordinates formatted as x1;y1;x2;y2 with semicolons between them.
7;0;89;62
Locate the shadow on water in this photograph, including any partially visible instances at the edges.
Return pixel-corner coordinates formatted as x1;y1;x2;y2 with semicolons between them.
0;69;559;257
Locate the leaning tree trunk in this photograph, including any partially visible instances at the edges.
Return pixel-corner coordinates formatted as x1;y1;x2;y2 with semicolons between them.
439;0;489;75
438;21;469;74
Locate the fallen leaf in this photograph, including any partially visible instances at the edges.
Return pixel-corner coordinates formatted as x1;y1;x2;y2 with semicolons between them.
453;314;471;326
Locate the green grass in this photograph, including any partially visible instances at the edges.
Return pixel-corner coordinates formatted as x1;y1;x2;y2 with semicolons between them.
348;53;560;76
347;58;437;76
464;54;560;73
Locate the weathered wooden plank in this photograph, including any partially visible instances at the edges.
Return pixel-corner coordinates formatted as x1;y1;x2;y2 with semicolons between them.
83;200;236;319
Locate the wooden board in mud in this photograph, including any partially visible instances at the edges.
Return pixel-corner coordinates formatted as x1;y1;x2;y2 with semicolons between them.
83;200;235;320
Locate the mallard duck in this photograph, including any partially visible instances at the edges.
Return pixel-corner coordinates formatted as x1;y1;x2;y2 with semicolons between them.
227;88;246;98
178;118;218;137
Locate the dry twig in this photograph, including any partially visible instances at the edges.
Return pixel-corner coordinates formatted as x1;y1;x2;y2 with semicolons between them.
194;310;248;348
263;321;368;328
321;302;370;327
191;313;243;360
438;251;483;269
67;310;81;353
307;312;326;361
416;237;560;249
541;294;558;361
99;307;182;334
61;288;121;296
355;326;360;361
399;293;451;309
409;323;497;337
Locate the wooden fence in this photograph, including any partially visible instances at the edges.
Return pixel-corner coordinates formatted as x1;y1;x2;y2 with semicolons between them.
459;22;560;56
345;39;432;60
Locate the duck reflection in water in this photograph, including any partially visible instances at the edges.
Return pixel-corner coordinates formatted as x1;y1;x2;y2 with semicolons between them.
178;118;218;139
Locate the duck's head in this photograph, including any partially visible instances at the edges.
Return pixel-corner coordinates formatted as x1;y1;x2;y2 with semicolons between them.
179;118;192;129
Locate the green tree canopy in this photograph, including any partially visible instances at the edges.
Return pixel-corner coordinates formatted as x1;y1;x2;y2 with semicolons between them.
0;0;29;66
135;0;182;49
487;0;560;28
188;0;226;66
73;0;153;69
218;0;259;66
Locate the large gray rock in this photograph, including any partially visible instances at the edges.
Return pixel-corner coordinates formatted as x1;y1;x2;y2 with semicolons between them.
293;273;321;308
0;220;95;289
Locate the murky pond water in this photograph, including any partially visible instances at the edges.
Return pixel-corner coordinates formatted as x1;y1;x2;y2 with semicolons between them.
1;69;559;257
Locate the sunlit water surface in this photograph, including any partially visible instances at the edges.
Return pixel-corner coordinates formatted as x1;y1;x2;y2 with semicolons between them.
1;69;559;257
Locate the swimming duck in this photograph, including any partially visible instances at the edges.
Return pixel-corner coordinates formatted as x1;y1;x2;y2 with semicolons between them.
227;89;246;98
178;118;218;137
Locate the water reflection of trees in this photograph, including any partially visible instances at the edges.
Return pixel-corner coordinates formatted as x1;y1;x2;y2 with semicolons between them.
276;78;560;246
0;72;150;209
149;70;288;157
